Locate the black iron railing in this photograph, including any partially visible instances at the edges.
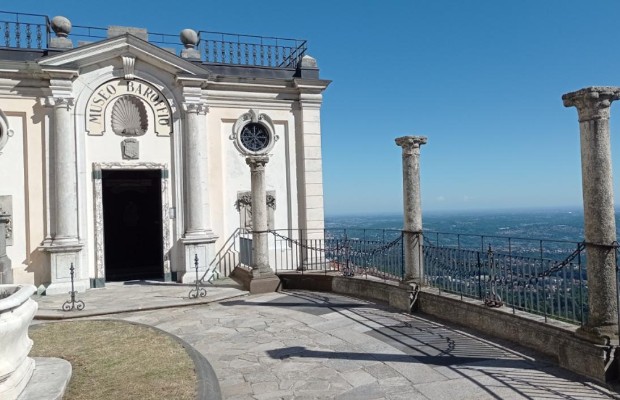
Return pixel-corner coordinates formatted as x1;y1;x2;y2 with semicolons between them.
269;228;404;281
422;232;587;325
0;11;308;68
0;11;48;49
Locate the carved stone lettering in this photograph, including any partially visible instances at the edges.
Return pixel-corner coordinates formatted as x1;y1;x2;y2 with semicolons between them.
86;79;172;136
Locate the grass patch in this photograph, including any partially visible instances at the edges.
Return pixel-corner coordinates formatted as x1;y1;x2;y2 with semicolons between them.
30;320;197;400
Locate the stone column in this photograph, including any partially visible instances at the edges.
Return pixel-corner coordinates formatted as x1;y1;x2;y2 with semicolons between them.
44;96;85;295
0;213;12;284
563;86;620;336
51;97;79;246
395;136;427;283
183;103;211;237
180;102;216;283
246;156;271;276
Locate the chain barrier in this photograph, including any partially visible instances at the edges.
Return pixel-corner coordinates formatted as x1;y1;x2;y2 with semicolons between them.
268;230;403;276
269;230;402;259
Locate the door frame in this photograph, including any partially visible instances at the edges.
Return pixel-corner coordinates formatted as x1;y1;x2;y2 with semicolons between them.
92;162;171;285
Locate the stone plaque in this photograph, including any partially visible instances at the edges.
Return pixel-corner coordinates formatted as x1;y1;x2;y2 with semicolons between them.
121;139;139;160
0;195;12;246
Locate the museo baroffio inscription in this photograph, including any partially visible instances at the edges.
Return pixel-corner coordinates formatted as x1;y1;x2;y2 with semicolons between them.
86;79;172;136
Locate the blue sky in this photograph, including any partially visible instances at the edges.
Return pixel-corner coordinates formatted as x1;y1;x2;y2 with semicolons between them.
9;1;620;215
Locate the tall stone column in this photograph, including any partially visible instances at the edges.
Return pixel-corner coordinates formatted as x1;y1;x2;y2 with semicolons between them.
44;95;85;295
563;86;620;336
51;97;79;245
395;136;427;283
180;102;216;283
246;156;271;276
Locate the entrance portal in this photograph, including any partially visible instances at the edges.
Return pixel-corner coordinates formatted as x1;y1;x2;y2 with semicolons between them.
102;170;164;281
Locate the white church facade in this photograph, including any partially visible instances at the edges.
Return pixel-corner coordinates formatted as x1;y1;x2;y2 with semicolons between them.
0;14;329;294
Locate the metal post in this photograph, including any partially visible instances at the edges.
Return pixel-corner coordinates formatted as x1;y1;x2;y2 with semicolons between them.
62;263;85;311
188;253;207;299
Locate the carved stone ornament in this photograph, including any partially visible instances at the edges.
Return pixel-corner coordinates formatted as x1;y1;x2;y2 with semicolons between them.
122;55;136;80
395;136;427;155
234;192;276;211
562;86;620;122
121;138;139;159
111;96;148;136
0;110;13;154
86;78;172;136
0;195;13;245
231;109;278;156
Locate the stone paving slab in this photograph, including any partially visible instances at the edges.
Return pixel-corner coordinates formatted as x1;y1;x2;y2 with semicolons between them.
96;290;620;400
33;278;248;319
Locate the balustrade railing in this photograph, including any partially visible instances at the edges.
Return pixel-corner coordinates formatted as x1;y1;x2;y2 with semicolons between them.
0;11;307;69
0;11;48;49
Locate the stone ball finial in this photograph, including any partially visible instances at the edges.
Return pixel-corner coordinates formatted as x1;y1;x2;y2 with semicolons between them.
50;16;72;38
180;29;199;49
300;54;318;69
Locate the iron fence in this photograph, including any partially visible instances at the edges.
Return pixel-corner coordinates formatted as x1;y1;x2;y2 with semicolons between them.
422;233;588;325
268;228;404;281
0;11;48;49
0;11;307;68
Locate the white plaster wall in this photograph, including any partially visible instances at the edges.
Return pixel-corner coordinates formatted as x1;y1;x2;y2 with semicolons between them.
0;115;27;282
207;107;298;253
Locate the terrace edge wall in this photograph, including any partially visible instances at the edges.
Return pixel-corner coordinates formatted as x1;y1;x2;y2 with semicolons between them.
277;273;619;385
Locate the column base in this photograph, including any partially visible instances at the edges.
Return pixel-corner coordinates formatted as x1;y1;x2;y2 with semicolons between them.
576;325;619;345
231;266;281;294
42;244;86;295
179;235;217;284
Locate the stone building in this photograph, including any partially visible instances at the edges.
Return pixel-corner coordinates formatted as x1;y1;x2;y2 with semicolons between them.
0;13;329;294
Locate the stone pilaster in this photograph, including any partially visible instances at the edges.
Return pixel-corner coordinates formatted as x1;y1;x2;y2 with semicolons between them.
563;86;620;337
246;156;271;276
180;101;216;283
295;92;326;241
395;136;427;283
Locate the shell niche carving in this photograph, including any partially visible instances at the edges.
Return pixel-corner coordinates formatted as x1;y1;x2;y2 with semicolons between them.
111;95;148;136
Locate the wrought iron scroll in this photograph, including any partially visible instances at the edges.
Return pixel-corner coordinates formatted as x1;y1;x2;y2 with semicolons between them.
62;263;85;311
188;253;207;299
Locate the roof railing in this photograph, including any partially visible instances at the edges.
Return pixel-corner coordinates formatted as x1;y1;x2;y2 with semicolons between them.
0;11;307;69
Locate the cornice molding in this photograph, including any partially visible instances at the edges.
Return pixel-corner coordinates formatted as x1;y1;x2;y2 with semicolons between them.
38;34;210;77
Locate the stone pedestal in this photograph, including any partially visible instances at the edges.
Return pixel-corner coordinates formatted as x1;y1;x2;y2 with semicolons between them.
0;285;37;400
563;86;620;338
44;246;88;295
395;136;427;283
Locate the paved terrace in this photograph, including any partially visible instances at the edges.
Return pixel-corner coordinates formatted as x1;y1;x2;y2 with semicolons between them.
31;284;620;399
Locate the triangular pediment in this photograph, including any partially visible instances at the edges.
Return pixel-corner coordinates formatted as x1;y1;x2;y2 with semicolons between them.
38;34;210;77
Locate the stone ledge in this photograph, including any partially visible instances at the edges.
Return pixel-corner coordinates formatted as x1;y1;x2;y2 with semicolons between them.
276;273;619;384
17;357;71;400
417;288;618;384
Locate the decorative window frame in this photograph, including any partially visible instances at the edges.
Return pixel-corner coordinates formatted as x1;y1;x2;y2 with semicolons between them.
92;162;171;281
230;109;278;156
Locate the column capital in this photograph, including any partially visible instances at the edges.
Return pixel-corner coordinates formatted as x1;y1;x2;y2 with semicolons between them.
562;86;620;122
43;97;75;110
182;102;208;115
395;136;427;154
246;156;269;170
